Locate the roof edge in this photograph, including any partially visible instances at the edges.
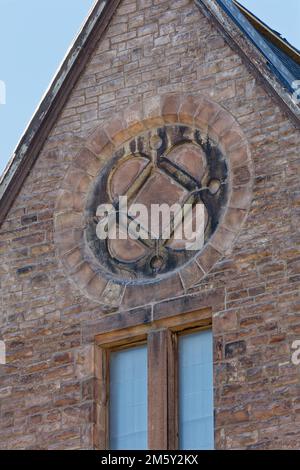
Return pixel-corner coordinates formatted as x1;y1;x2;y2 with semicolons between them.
234;0;300;64
196;0;300;126
0;0;121;225
0;0;299;228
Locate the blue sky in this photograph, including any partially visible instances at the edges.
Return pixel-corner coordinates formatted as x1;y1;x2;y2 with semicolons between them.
0;0;95;174
0;0;299;174
240;0;300;49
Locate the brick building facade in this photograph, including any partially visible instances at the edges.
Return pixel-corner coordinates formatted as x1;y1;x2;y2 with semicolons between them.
0;0;299;449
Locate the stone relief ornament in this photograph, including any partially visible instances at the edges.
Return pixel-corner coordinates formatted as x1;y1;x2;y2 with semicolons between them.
54;94;253;310
85;124;228;283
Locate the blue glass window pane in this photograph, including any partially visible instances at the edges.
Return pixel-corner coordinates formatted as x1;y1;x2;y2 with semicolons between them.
179;329;214;450
109;344;147;450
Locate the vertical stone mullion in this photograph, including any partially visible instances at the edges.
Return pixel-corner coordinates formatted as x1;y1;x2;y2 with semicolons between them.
148;328;177;450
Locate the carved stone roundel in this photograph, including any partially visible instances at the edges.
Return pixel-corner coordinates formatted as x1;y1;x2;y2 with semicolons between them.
54;93;253;309
85;125;228;283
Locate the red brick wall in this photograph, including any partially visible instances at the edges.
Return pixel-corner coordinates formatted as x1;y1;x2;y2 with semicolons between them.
0;0;299;449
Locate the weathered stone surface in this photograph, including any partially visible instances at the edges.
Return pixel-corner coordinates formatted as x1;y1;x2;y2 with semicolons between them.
109;156;150;199
233;165;251;186
75;148;101;177
167;203;208;250
180;260;205;290
209;109;235;141
62;168;93;194
225;340;246;358
210;226;237;254
132;170;187;211
178;95;203;126
55;211;83;231
130;170;188;237
229;145;250;167
222;207;247;232
197;244;222;272
194;98;220;131
166;143;206;183
87;128;111;156
72;262;95;288
122;273;183;309
220;127;245;154
86;274;107;300
62;247;83;272
124;103;145;136
0;0;299;452
100;281;124;308
161;93;182;123
104;117;132;147
229;185;253;210
153;289;225;320
142;95;164;129
108;229;148;263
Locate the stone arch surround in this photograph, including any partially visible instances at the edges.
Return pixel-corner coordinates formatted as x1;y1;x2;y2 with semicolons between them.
54;93;254;311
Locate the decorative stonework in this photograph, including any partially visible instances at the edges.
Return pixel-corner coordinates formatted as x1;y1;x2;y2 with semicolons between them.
54;93;253;310
84;124;228;283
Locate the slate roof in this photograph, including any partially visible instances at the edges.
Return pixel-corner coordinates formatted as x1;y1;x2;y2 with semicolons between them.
235;0;300;59
264;36;300;83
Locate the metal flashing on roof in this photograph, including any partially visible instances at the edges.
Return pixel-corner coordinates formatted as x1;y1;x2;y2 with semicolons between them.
216;0;298;92
234;0;300;64
195;0;300;123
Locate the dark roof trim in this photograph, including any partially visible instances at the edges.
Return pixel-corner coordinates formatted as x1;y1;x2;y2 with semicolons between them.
234;0;300;64
215;0;297;92
196;0;300;126
0;0;121;225
0;0;299;228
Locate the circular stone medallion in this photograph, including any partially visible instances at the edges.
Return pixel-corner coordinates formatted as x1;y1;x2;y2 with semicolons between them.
84;124;228;284
54;93;253;309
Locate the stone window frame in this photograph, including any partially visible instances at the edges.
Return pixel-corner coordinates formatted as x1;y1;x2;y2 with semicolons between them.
54;93;253;311
94;306;212;450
